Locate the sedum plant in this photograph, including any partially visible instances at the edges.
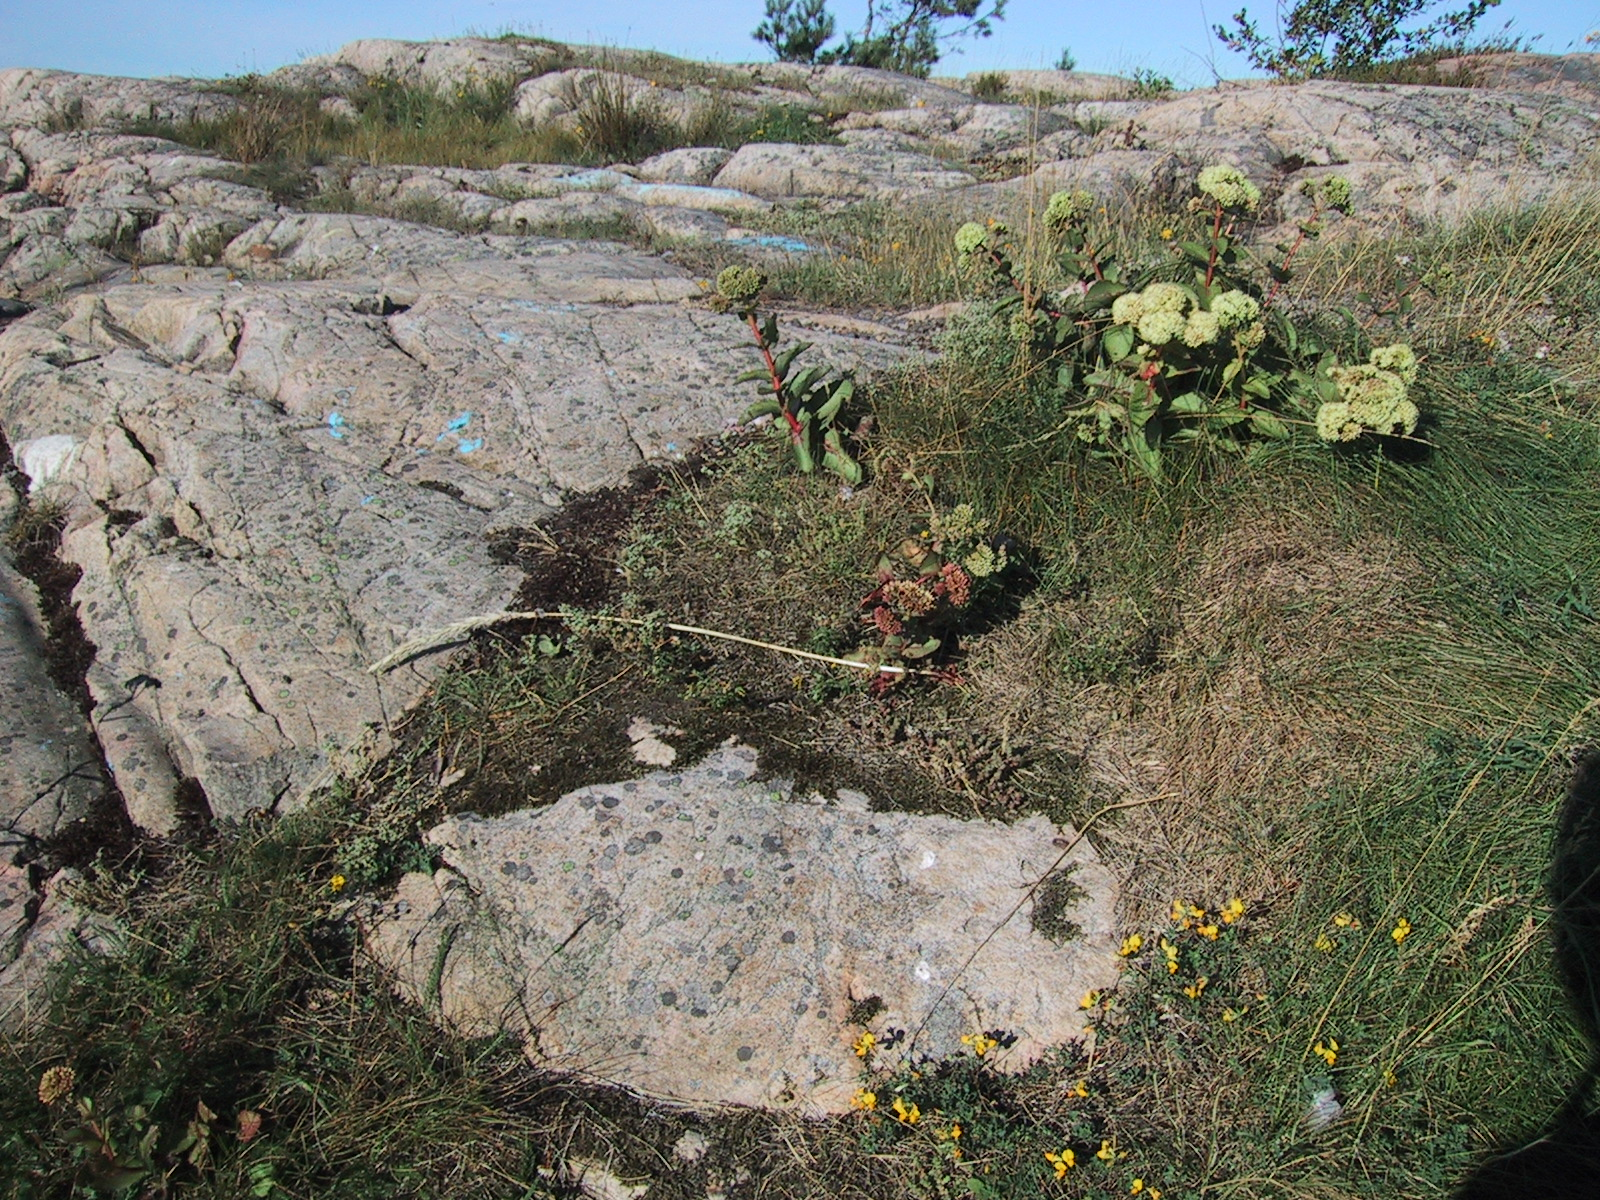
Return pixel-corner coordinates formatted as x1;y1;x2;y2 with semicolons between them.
954;166;1418;478
845;502;1011;682
711;265;863;484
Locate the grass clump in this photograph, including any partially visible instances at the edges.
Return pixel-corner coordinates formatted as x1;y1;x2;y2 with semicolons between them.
133;66;843;186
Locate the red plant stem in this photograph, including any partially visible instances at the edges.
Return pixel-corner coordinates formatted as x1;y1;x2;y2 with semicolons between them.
988;249;1064;320
1263;202;1321;311
748;311;803;439
1204;201;1224;288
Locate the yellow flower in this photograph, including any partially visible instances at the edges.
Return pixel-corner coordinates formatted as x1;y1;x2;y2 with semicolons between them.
1314;932;1334;952
1080;989;1101;1009
1221;1006;1246;1023
1313;1038;1339;1067
1131;1182;1162;1198
851;1089;877;1111
1069;1078;1090;1098
1221;897;1245;924
329;874;347;893
1096;1139;1116;1162
1197;922;1220;940
1392;917;1412;945
853;1031;877;1058
1383;1067;1398;1087
1169;898;1188;924
1183;975;1209;1000
948;1122;962;1140
1045;1148;1076;1178
892;1096;921;1124
1333;911;1359;928
962;1032;999;1057
1118;933;1144;957
1160;228;1174;240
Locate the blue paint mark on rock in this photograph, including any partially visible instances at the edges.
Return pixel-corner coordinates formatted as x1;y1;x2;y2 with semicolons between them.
510;299;581;314
457;438;484;455
723;234;815;254
327;411;347;439
447;412;473;433
495;330;522;344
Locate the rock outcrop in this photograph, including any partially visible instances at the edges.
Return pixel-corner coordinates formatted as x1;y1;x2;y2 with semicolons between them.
2;33;1596;1107
364;743;1119;1113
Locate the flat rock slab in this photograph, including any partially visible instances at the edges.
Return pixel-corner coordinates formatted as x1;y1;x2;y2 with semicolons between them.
364;743;1119;1114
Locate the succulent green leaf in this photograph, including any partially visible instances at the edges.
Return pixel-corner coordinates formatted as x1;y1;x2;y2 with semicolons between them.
1102;325;1136;361
1248;409;1290;438
1082;279;1124;309
773;341;812;379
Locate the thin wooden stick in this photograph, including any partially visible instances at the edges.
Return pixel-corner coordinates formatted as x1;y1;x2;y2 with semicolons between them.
368;609;946;679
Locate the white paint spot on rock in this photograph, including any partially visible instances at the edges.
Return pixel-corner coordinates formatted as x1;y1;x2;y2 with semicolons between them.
914;959;933;982
920;850;938;869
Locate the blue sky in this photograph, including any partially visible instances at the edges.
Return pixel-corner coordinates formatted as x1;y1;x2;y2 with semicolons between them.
3;1;1596;88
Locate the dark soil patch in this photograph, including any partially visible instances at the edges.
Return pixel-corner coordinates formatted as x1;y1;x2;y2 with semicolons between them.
408;448;1086;827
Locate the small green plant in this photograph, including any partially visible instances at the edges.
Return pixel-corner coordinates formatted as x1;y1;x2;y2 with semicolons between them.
1128;66;1175;96
1055;46;1078;71
952;168;1419;478
970;70;1009;100
846;501;1011;678
712;265;863;484
1215;0;1502;78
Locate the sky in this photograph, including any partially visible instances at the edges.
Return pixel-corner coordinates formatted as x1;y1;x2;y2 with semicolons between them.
2;0;1597;89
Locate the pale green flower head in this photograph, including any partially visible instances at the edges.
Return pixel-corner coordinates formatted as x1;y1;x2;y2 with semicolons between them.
1368;342;1417;385
715;265;766;305
1304;174;1353;215
1232;321;1267;352
1209;289;1260;329
1316;401;1360;442
1330;363;1418;437
954;222;990;256
932;502;989;543
1196;164;1261;212
1045;188;1095;229
1140;282;1190;314
963;542;1007;578
1111;292;1145;325
1137;309;1188;346
1182;309;1221;347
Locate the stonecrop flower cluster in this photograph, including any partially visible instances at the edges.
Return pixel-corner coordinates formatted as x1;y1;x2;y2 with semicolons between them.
1045;188;1095;231
1195;164;1262;212
1110;281;1264;353
1315;343;1420;442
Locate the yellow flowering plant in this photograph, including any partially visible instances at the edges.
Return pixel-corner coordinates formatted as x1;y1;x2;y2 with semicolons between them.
951;168;1416;479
